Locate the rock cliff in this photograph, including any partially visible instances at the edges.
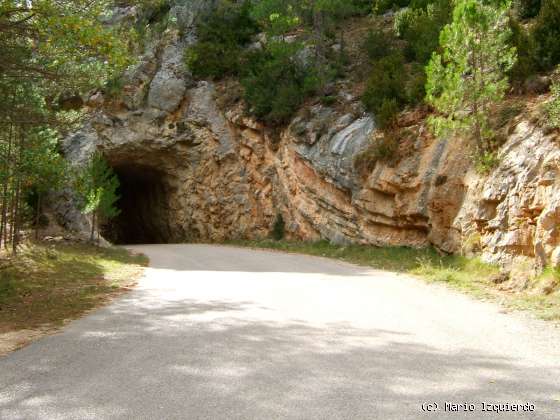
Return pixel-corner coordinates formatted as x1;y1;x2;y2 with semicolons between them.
58;1;560;270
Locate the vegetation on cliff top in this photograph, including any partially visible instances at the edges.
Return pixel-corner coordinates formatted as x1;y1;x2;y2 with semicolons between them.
184;0;560;171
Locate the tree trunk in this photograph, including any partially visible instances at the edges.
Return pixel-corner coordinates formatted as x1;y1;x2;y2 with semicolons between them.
35;192;41;240
12;126;23;255
90;211;96;242
12;174;20;255
0;122;13;248
6;169;15;251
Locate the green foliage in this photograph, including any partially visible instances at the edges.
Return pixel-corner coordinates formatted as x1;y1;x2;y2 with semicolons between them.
363;27;394;61
394;0;452;63
362;52;407;128
320;95;338;106
251;1;302;35
186;0;259;79
130;0;173;48
362;2;446;128
474;151;501;174
374;0;411;14
241;41;319;125
0;1;134;253
354;131;399;171
75;153;121;241
0;0;133;96
509;17;539;83
426;0;517;153
24;129;69;194
104;76;126;99
351;0;376;15
514;0;542;18
548;70;560;128
532;0;560;70
271;214;286;241
405;64;428;104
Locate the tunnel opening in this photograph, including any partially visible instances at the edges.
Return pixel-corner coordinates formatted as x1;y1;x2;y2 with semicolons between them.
101;164;172;245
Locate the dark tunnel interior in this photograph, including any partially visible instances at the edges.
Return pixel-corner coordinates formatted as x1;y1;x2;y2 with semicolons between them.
101;164;172;245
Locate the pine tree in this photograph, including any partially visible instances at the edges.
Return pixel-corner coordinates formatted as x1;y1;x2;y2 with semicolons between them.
0;0;134;253
425;0;517;154
75;153;121;243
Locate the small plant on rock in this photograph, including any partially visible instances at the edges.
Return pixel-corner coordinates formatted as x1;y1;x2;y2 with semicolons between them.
271;214;286;241
548;70;560;128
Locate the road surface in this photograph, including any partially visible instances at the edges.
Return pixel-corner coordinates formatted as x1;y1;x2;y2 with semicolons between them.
1;244;559;419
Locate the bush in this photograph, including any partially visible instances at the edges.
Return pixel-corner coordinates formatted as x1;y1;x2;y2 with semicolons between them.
363;27;394;61
103;76;125;99
354;132;399;172
548;71;560;128
374;0;411;14
509;17;539;83
394;0;452;63
405;63;427;105
376;98;400;128
362;52;407;128
514;0;542;19
474;151;500;174
134;0;172;44
320;95;338;106
186;0;259;79
271;214;286;241
532;0;560;70
241;41;318;125
352;0;376;15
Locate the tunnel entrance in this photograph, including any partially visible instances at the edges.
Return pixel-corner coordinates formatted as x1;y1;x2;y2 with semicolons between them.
101;164;172;245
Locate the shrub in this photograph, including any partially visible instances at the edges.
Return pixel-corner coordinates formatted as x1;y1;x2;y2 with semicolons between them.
548;71;560;128
514;0;542;19
532;0;560;70
374;0;411;14
362;52;407;128
352;0;376;15
375;98;400;129
363;27;394;61
509;17;539;83
241;41;318;125
134;0;172;44
405;63;427;105
320;95;338;106
271;214;286;241
474;151;500;174
103;76;125;99
394;0;452;63
186;0;259;79
354;131;399;172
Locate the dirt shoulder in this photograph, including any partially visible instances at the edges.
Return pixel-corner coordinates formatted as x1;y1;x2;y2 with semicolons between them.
0;242;148;356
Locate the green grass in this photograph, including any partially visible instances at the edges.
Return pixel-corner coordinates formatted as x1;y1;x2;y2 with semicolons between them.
228;239;560;322
0;242;148;333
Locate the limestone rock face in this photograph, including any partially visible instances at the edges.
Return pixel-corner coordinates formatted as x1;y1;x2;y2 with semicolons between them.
58;12;560;268
456;122;560;265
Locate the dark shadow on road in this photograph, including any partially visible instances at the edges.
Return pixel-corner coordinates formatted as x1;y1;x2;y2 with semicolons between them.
0;293;558;419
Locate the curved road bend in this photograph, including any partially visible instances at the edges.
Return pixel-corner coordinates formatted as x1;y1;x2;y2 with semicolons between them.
1;244;559;419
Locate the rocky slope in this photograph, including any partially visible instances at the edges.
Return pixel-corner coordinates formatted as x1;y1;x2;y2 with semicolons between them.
58;1;560;272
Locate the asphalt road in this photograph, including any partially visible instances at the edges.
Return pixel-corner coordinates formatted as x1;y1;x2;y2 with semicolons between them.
1;244;559;419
